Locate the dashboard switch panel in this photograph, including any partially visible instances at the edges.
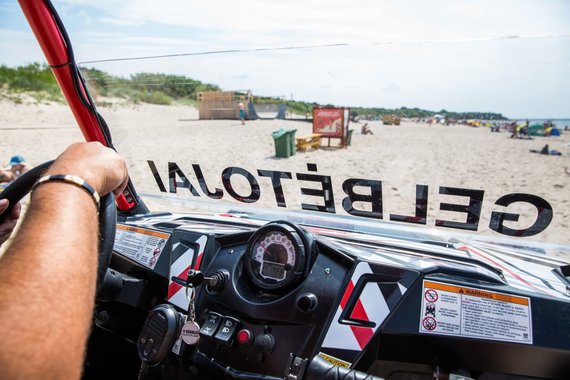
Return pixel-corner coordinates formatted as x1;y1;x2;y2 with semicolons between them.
199;312;222;338
214;316;240;346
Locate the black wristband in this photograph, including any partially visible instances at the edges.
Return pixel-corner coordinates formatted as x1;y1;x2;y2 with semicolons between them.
33;174;100;211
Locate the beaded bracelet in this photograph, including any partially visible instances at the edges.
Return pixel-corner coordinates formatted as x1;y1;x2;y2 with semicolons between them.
33;174;100;211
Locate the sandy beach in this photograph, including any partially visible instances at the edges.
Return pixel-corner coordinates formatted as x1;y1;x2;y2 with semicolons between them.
1;98;569;252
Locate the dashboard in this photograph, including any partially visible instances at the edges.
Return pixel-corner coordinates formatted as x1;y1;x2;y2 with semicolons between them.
90;213;570;380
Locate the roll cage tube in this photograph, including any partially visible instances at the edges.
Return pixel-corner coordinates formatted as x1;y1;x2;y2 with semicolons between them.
18;0;144;213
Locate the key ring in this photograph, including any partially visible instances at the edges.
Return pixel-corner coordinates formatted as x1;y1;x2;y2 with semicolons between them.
186;285;196;322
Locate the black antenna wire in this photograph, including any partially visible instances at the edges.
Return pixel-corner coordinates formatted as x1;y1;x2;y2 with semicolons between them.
75;33;570;66
44;0;144;210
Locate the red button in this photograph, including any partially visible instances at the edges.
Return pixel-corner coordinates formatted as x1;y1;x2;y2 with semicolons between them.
237;329;252;345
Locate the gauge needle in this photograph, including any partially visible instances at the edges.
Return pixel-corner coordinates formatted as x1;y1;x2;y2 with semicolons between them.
260;244;272;257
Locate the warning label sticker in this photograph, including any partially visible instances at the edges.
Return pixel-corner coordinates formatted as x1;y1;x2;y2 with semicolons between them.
113;225;170;269
419;280;532;344
171;336;182;355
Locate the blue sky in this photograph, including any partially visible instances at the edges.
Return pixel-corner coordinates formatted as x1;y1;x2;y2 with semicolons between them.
1;0;569;118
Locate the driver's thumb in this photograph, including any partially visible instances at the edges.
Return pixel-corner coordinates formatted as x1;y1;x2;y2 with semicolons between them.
0;199;8;214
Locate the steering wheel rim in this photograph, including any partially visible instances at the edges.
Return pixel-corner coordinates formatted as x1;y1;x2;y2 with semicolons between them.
0;160;116;293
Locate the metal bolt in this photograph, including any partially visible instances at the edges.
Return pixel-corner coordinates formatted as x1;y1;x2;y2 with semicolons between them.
187;366;199;376
94;310;110;326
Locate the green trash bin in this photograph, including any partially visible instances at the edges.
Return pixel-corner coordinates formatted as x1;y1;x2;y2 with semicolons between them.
286;129;297;155
272;129;296;157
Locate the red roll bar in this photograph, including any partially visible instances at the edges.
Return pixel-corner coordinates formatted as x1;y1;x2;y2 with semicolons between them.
18;0;136;211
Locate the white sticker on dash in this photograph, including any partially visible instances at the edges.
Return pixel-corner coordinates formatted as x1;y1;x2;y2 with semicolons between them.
113;224;170;269
419;280;532;344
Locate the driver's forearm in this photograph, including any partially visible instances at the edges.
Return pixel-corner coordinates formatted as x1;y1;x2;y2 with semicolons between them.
0;183;99;379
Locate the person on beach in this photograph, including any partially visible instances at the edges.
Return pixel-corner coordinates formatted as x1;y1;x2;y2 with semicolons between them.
0;167;13;184
0;199;20;247
10;155;30;178
509;122;517;138
361;123;374;135
524;120;531;138
0;142;128;379
1;155;31;184
530;144;562;156
238;102;246;125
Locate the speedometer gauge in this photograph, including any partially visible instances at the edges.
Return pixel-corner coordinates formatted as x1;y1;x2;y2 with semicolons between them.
245;222;313;290
253;231;296;281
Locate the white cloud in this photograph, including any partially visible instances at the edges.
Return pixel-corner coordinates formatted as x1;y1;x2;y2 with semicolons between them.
98;17;146;27
59;0;570;45
3;0;570;117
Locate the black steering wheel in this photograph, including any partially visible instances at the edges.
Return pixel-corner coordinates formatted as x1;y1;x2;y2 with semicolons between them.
0;160;116;293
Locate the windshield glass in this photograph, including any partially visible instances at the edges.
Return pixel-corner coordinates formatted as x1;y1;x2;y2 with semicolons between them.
2;1;569;253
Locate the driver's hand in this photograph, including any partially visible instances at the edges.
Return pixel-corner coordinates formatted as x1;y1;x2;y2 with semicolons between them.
45;142;129;197
0;199;21;247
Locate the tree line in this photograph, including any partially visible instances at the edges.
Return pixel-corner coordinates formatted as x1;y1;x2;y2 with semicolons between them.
0;63;506;120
